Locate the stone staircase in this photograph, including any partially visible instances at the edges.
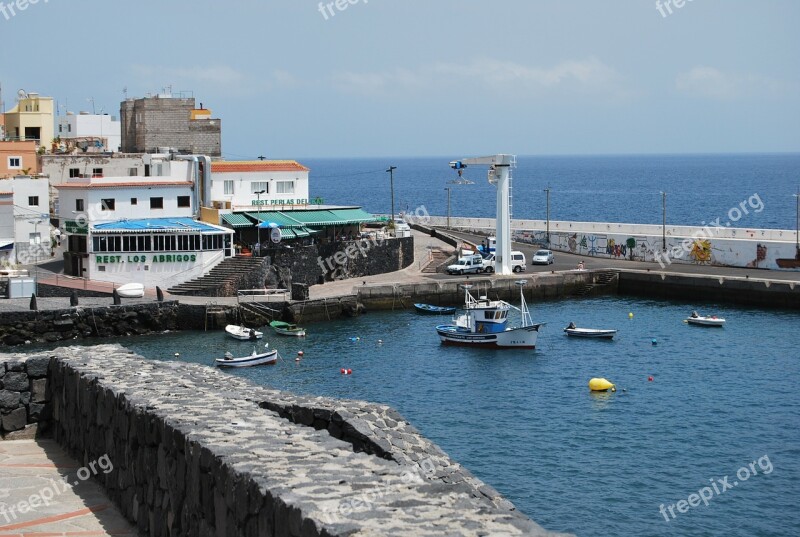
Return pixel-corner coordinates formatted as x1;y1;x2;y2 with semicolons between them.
574;270;619;297
167;256;265;296
422;249;455;274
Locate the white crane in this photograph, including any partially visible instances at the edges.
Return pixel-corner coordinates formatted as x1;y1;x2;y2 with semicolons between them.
449;154;517;275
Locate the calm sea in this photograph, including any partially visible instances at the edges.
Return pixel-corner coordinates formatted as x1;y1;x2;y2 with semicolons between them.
115;296;800;537
303;154;800;230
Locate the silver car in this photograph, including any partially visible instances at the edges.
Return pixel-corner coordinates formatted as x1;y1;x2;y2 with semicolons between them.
532;249;554;265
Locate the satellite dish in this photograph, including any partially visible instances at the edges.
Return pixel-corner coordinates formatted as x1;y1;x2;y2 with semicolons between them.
17;89;27;100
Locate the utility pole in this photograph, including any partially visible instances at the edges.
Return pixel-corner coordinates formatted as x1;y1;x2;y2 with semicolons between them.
544;187;551;247
794;190;799;253
255;190;265;256
661;191;667;252
386;166;397;224
444;187;451;229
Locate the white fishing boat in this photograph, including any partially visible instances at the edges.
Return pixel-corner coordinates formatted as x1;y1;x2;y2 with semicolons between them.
215;346;277;368
225;324;264;340
269;320;307;337
686;312;725;327
564;324;617;339
116;283;145;298
435;282;543;349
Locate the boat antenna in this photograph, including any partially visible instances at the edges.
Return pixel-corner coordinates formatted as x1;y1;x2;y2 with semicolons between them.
515;280;532;327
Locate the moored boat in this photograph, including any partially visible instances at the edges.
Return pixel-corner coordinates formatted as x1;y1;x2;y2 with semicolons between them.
414;303;457;315
269;320;306;337
435;282;543;349
564;323;617;339
216;347;277;368
225;324;264;340
686;311;725;327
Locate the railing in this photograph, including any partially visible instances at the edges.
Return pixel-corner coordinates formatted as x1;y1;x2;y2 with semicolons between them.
237;288;290;303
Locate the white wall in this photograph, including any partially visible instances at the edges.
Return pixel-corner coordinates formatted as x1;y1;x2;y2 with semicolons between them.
88;249;225;288
210;170;310;210
424;216;800;271
58;185;194;224
57;114;122;152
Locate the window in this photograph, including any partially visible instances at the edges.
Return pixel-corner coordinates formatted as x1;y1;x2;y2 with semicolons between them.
150;197;164;209
76;199;85;212
29;232;41;245
28;196;39;206
276;181;295;194
58;125;63;133
101;199;116;211
92;168;103;177
144;165;150;177
69;168;81;178
251;182;269;194
128;168;138;177
8;157;21;169
131;198;138;206
224;180;234;195
177;196;191;208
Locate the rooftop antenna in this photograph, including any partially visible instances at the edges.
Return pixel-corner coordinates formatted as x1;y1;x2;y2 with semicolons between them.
87;97;96;114
122;87;128;100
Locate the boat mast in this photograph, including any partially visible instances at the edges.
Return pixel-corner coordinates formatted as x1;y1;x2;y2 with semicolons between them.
516;280;532;328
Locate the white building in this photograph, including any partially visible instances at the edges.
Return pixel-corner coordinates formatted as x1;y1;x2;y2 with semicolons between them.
56;112;122;153
56;154;233;287
0;176;52;267
210;160;312;211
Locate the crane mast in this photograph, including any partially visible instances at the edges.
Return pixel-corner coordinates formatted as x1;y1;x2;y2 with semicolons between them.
449;154;516;275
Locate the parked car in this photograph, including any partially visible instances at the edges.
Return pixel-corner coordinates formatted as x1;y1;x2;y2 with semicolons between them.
446;254;485;275
481;251;527;273
532;249;555;265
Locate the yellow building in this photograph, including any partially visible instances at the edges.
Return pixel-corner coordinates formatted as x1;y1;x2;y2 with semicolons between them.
3;92;54;148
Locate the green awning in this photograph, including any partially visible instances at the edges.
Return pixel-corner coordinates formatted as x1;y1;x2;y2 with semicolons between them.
246;212;306;228
221;213;254;228
329;208;378;224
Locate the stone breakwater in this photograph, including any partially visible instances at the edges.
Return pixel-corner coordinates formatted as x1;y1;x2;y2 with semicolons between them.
0;302;180;347
0;345;570;536
0;355;50;438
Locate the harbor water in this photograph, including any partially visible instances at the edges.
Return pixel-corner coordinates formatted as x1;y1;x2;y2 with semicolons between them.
114;296;800;536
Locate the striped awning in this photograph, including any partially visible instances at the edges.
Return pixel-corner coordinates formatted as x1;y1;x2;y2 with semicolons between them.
221;213;254;228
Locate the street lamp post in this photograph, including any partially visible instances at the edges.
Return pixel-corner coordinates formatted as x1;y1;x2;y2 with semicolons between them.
444;187;451;229
544;187;551;247
386;166;397;224
255;190;265;256
660;191;667;252
794;190;799;253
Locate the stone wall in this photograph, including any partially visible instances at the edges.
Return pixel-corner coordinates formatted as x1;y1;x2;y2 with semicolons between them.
36;283;112;298
0;354;50;438
0;345;567;536
265;236;415;288
0;302;179;347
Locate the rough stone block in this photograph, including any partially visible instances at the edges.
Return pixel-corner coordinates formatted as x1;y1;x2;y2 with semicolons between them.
30;378;48;403
25;356;52;378
1;406;27;432
0;390;20;409
1;372;28;392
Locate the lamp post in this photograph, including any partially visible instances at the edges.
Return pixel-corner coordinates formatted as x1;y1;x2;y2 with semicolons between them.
660;191;667;252
794;190;799;253
386;166;397;224
27;218;42;285
255;189;265;256
544;187;551;247
444;187;451;229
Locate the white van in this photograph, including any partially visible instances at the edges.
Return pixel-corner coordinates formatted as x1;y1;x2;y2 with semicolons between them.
481;251;527;273
446;254;486;275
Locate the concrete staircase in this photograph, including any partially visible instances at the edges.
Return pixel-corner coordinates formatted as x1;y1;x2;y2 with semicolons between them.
167;256;265;296
574;270;619;297
422;249;454;274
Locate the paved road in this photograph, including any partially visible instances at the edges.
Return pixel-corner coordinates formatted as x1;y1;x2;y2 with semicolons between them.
441;230;800;282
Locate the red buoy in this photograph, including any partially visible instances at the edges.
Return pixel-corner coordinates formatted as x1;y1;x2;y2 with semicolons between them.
340;368;345;374
298;351;304;357
648;376;654;382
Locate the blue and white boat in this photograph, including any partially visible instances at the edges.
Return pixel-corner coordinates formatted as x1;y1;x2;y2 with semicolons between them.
414;303;457;315
435;282;543;349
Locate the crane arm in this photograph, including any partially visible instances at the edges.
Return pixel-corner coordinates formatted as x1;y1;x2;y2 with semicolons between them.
450;154;515;169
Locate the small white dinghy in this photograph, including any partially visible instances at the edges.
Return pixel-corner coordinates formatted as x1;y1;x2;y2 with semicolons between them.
225;324;263;340
686;312;725;327
216;346;277;368
116;283;145;298
564;323;617;339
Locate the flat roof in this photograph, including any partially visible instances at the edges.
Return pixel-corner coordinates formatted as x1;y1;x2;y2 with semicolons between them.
56;181;193;190
92;218;230;234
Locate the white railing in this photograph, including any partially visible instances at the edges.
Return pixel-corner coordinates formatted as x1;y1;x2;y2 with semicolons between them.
237;288;290;303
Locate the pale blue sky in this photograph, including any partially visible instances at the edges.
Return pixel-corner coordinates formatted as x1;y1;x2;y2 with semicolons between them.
1;0;798;158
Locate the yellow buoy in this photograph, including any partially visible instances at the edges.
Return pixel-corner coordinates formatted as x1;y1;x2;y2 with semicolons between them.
589;378;616;392
628;312;634;319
